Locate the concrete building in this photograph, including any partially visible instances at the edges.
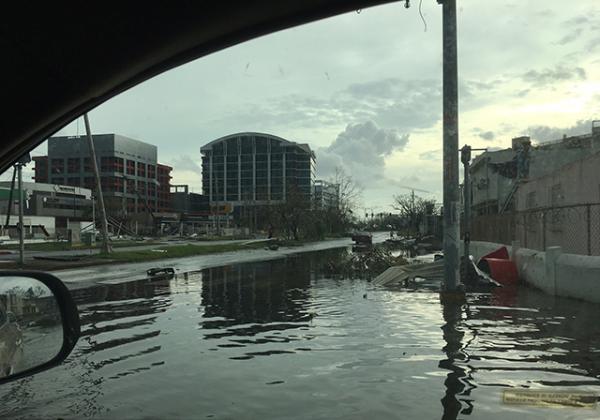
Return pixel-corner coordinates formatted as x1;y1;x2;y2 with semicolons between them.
313;180;339;209
201;132;315;216
470;132;600;215
170;185;209;215
0;182;92;220
0;182;92;238
33;134;173;230
514;150;600;255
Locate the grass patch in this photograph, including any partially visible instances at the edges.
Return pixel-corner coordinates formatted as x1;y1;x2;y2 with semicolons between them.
98;242;264;263
0;240;158;252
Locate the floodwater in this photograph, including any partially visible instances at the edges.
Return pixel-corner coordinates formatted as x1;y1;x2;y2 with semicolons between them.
1;249;600;419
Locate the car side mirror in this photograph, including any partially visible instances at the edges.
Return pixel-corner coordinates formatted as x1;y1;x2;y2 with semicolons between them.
0;271;80;384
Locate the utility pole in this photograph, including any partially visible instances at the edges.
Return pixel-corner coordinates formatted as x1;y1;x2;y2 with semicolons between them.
17;163;24;266
439;0;460;292
4;166;16;236
460;145;471;280
15;154;30;267
84;113;112;254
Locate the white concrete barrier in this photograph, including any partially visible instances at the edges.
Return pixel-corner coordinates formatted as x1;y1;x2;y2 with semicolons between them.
469;240;600;304
555;253;600;302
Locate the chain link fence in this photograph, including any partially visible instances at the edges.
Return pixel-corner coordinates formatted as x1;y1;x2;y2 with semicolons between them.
471;203;600;256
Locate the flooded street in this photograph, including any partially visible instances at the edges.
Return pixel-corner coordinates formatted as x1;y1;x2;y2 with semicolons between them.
2;248;600;419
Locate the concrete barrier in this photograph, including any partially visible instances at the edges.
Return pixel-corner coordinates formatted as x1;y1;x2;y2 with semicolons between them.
514;248;546;292
469;240;600;304
555;252;600;302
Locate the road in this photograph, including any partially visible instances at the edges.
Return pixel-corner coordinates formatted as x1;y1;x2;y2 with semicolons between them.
52;232;390;289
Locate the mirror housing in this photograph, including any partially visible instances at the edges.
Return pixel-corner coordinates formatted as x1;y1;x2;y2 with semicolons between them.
0;271;80;385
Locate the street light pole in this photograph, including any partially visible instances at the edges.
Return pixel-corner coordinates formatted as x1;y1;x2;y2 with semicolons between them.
439;0;460;292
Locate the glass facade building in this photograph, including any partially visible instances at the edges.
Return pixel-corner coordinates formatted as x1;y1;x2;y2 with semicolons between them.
201;133;315;206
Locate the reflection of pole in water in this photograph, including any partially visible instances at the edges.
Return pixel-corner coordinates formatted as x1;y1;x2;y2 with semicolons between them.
439;301;473;419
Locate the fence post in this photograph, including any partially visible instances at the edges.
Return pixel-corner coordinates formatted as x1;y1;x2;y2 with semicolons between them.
587;204;591;256
545;246;562;296
523;213;527;248
542;211;546;250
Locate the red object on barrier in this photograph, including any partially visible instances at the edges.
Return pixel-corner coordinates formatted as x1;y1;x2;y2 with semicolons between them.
477;246;519;286
481;246;510;261
481;258;519;285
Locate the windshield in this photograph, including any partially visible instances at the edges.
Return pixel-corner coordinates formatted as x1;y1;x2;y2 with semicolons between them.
1;1;600;418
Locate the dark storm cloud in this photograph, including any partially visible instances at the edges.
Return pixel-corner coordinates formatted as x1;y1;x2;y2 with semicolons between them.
338;78;442;130
522;65;586;87
524;119;592;143
478;131;495;141
316;120;409;182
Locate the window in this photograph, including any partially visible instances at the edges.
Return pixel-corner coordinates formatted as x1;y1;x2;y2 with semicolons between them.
67;158;80;173
67;177;80;186
50;158;64;175
137;162;146;177
126;160;135;175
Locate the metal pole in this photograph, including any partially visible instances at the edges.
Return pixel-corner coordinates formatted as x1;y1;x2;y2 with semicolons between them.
92;194;95;235
17;164;24;266
84;113;111;254
461;145;471;282
587;204;591;256
440;0;460;291
4;166;16;234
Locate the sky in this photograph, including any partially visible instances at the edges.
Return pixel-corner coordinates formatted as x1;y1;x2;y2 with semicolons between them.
14;0;600;212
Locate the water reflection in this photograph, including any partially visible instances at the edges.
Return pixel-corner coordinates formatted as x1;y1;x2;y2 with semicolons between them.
440;301;471;419
200;258;314;346
0;249;600;419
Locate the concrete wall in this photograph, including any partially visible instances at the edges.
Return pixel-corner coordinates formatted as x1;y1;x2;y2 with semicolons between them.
516;152;600;210
470;240;600;304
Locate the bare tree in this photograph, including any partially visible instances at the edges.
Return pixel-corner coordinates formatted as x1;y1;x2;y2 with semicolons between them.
392;191;437;236
272;183;312;240
324;167;362;233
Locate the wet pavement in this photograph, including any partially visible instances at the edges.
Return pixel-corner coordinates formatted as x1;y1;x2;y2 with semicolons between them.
1;247;599;419
52;232;390;289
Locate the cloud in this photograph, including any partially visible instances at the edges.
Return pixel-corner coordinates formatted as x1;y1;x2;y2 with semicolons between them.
478;131;495;141
524;119;592;143
521;64;586;87
169;155;203;177
217;78;443;136
556;28;583;45
419;149;442;161
316;120;409;183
